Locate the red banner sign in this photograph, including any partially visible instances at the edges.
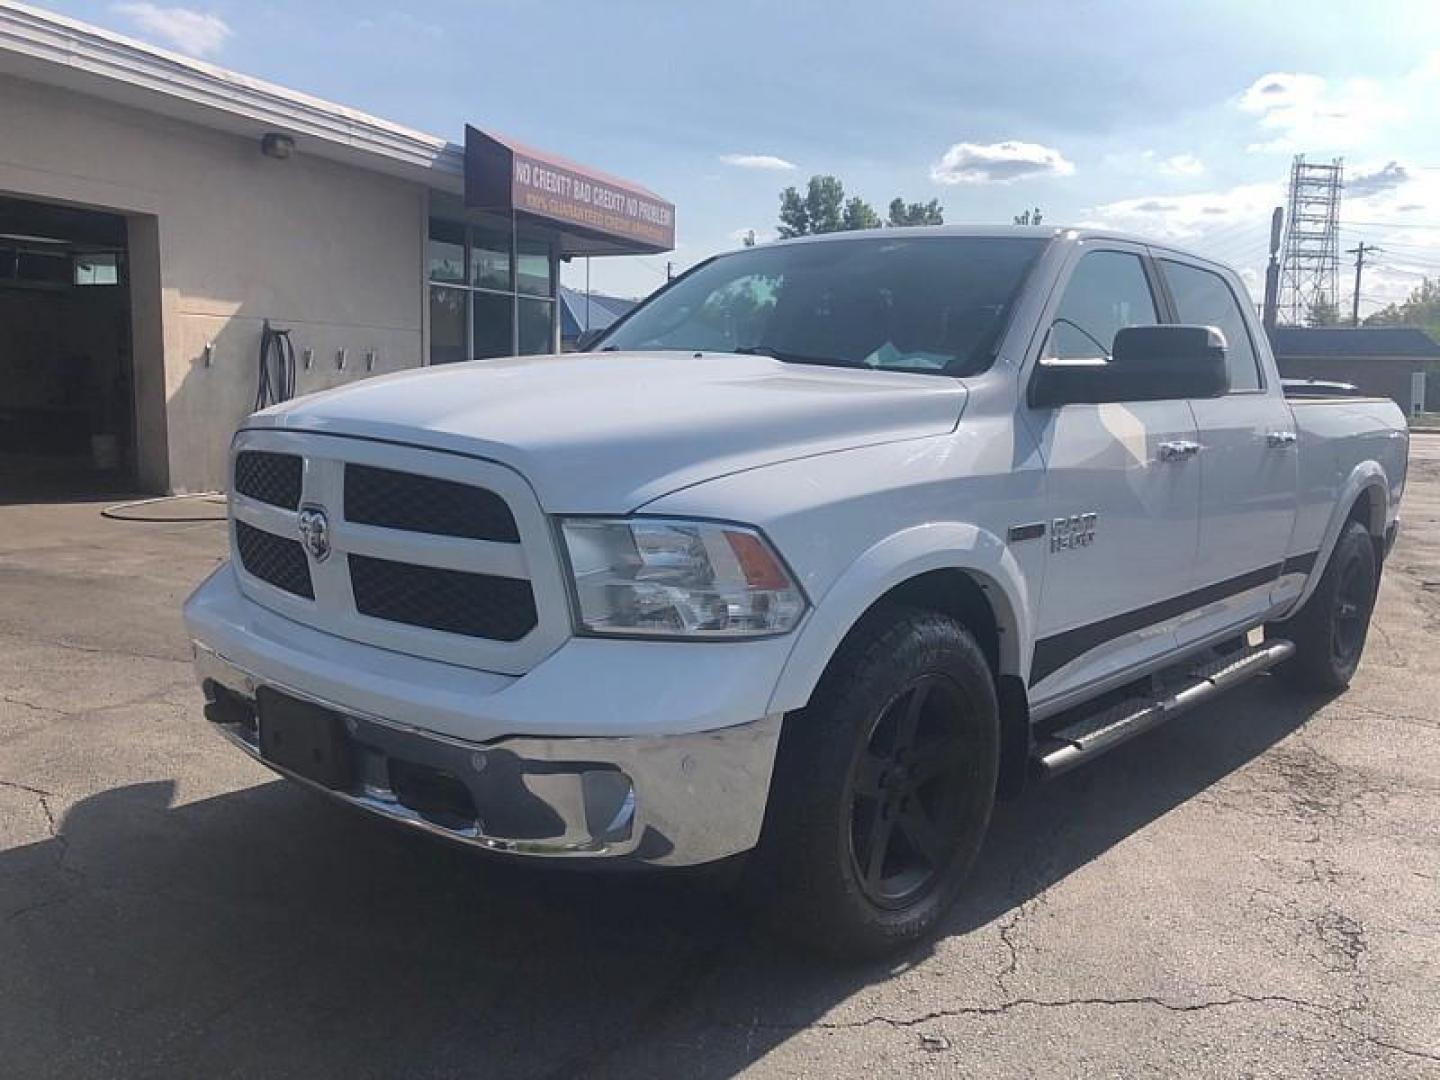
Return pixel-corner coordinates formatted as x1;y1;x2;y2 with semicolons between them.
465;126;675;254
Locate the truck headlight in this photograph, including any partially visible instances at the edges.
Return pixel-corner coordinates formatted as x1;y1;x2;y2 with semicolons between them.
559;518;806;638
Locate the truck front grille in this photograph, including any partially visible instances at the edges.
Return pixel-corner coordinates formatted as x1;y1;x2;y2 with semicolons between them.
349;554;537;640
234;450;302;509
344;464;519;542
227;433;566;674
235;520;314;599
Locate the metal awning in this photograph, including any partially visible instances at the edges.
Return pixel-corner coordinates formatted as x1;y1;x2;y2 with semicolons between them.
464;126;675;256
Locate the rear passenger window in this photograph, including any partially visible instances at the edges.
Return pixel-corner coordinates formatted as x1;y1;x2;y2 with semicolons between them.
1160;260;1262;391
1047;251;1159;360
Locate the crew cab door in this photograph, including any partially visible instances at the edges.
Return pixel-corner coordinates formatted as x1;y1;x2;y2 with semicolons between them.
1023;245;1201;706
1154;256;1299;646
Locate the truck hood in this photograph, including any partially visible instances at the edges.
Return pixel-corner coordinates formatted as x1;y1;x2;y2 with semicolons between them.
248;351;967;512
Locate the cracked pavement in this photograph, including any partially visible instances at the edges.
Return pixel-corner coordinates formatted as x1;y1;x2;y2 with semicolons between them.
2;438;1439;1078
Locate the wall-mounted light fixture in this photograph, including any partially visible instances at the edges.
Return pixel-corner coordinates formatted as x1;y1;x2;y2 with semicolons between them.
260;132;295;160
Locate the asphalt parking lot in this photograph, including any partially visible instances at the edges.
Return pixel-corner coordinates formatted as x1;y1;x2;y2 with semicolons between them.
2;439;1439;1079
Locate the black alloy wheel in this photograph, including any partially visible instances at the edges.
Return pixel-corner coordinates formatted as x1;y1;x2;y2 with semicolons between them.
747;606;1000;958
1330;553;1372;670
848;674;971;908
1271;519;1378;693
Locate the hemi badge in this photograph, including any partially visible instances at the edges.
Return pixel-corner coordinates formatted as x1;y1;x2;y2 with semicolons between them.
1007;522;1047;543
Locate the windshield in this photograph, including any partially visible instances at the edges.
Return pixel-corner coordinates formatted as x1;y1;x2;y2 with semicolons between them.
598;235;1047;376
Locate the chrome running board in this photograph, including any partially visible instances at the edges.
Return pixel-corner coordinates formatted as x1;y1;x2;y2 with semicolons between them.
1032;640;1295;780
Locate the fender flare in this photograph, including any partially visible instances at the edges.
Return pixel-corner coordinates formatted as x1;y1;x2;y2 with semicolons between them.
1281;460;1390;618
766;522;1032;714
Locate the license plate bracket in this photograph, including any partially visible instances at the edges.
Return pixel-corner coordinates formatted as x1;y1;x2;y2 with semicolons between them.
256;687;354;791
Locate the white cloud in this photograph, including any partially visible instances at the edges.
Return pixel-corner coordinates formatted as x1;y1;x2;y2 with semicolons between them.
1084;182;1280;244
1332;154;1440;309
719;154;798;171
112;3;231;57
1237;71;1403;152
1084;166;1440;309
1234;51;1440;155
1348;161;1410;198
1104;150;1204;178
1159;153;1205;177
930;140;1074;185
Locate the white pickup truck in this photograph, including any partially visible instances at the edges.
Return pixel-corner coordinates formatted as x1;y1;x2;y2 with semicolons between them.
185;226;1408;956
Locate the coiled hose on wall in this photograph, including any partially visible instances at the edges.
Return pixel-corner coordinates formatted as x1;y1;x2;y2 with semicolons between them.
254;320;297;411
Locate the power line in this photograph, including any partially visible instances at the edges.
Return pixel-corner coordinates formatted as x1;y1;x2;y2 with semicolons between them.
1191;220;1269;251
1344;219;1440;231
1201;234;1272;266
1372;262;1440;278
1342;233;1440;253
1341;225;1440;246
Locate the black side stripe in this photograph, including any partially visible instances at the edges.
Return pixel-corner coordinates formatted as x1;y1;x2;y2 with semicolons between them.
1029;551;1318;687
1281;550;1319;576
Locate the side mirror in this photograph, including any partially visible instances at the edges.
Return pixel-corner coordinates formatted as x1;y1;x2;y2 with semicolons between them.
1029;324;1230;407
574;328;606;353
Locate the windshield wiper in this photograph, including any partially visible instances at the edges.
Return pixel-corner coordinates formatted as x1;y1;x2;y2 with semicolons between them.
733;345;863;369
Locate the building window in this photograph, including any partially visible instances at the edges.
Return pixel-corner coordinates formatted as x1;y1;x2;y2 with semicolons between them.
471;290;513;360
427;215;556;364
429;286;467;365
73;252;122;286
427;220;465;284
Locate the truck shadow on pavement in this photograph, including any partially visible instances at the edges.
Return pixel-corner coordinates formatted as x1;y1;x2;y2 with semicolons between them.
0;675;1328;1079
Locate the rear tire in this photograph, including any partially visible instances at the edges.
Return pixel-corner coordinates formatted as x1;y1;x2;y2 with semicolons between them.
747;606;999;959
1271;520;1378;693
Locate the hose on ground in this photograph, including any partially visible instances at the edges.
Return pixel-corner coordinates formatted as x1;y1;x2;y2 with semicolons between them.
100;492;228;522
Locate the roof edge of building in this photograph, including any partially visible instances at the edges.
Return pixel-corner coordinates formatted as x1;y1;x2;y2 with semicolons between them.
0;0;463;183
1269;324;1440;359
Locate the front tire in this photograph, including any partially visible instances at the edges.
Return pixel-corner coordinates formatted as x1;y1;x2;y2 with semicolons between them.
1272;520;1378;693
748;606;999;959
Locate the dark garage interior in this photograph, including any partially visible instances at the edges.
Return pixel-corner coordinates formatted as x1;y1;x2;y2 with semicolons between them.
0;194;134;498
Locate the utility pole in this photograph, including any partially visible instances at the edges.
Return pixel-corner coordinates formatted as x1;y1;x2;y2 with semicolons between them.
1262;206;1283;333
666;260;673;281
1347;243;1379;327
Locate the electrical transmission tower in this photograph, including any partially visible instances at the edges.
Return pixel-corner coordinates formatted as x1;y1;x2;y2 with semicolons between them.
1278;155;1343;325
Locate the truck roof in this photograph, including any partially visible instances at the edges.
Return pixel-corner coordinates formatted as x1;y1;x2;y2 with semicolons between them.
751;224;1235;273
758;223;1198;250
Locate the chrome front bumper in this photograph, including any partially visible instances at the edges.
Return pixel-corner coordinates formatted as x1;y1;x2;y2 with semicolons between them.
194;643;782;867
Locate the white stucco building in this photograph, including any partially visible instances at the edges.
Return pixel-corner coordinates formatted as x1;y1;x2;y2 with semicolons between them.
0;1;673;494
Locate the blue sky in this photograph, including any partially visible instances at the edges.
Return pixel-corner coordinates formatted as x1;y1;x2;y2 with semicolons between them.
41;0;1440;309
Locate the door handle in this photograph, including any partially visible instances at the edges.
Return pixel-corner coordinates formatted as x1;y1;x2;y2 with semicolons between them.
1158;440;1200;462
1266;431;1298;448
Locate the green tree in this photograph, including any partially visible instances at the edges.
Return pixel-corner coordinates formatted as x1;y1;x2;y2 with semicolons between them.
843;196;882;231
1364;277;1440;339
777;186;810;238
887;198;945;227
804;175;845;233
1305;296;1342;327
778;176;941;236
778;175;846;236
